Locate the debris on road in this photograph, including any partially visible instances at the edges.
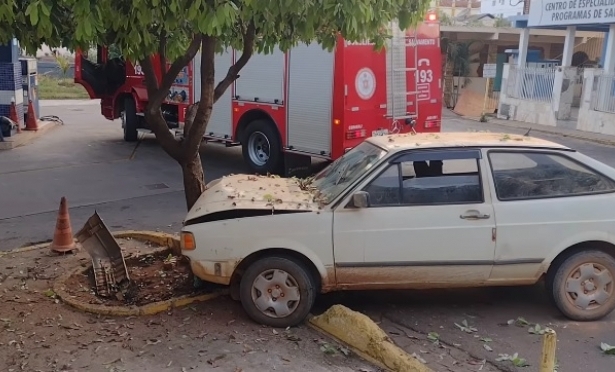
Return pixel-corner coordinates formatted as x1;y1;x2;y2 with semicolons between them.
0;242;372;371
600;342;615;355
496;352;529;367
75;212;130;297
454;319;478;334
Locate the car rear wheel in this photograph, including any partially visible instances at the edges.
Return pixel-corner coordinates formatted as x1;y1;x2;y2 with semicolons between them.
239;256;316;328
550;250;615;321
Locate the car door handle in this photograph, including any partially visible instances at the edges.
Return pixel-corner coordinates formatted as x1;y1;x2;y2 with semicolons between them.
460;211;491;220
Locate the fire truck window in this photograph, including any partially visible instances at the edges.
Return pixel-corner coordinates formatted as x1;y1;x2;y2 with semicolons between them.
363;165;401;206
108;44;123;60
401;158;483;205
84;47;98;64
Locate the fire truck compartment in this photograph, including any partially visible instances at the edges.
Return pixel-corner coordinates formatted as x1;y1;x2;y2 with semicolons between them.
235;49;285;105
194;48;234;140
286;42;335;156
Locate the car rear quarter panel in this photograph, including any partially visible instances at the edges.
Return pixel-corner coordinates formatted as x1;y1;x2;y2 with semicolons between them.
486;150;615;283
182;212;334;287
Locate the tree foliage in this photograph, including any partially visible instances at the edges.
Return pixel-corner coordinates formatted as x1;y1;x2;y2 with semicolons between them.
4;0;430;60
2;0;432;209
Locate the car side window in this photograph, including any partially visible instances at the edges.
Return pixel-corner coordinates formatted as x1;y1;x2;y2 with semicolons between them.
362;164;401;206
362;154;483;207
488;151;615;200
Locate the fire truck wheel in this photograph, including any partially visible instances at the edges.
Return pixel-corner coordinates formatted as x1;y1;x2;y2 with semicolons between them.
123;96;139;142
242;120;283;175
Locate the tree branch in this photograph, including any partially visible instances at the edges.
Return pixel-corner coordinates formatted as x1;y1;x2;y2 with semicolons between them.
158;29;167;77
140;55;160;95
140;57;183;161
148;34;202;107
183;35;217;156
213;22;256;103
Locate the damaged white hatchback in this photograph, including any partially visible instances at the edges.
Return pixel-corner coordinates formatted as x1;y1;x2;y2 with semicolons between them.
181;132;615;328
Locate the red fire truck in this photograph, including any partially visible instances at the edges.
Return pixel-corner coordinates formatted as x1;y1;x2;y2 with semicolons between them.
75;11;442;176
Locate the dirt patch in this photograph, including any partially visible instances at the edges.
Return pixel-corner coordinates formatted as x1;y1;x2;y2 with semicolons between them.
64;248;206;307
0;238;377;372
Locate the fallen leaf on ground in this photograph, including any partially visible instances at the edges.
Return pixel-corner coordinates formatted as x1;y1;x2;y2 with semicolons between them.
320;343;337;355
600;342;615;355
454;319;478;334
411;352;427;364
496;352;529;367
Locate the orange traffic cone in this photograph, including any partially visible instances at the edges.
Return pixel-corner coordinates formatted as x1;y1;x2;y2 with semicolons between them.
9;101;20;133
24;100;38;131
50;197;77;253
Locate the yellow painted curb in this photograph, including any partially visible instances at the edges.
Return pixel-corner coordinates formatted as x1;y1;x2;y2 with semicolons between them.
0;241;50;256
0;230;180;257
309;305;433;372
114;230;181;254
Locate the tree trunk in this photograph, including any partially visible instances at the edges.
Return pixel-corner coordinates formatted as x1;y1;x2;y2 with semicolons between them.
181;153;206;210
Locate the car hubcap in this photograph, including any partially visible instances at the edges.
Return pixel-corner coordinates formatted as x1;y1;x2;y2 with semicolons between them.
565;262;614;310
251;269;301;318
247;131;270;167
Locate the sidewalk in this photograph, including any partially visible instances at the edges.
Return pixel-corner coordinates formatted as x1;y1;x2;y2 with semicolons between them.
443;109;615;147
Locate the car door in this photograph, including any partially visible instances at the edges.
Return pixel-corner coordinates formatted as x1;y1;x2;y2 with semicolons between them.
333;148;496;288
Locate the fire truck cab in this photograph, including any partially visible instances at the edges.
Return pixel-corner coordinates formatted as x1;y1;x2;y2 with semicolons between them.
75;12;442;176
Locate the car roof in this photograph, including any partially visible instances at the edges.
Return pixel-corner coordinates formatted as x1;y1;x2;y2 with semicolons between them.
366;132;571;152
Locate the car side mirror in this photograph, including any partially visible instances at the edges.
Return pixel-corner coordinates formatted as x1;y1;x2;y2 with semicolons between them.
351;191;370;209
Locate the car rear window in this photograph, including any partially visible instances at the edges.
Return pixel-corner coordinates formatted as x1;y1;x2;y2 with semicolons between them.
488;151;615;200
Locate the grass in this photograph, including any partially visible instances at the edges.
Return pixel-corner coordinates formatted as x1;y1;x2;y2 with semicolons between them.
38;75;91;100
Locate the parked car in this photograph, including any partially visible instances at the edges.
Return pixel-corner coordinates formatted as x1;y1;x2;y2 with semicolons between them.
180;132;615;327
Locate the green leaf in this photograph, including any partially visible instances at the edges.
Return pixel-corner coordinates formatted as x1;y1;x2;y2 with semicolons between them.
427;332;439;342
601;342;615;355
29;4;39;25
40;2;51;17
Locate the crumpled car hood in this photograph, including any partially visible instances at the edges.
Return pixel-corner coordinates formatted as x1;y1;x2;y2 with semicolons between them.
185;174;320;221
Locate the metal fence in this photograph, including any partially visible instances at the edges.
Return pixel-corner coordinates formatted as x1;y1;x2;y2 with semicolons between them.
506;66;557;102
591;75;615;114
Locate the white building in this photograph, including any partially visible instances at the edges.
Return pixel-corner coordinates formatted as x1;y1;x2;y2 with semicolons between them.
480;0;524;18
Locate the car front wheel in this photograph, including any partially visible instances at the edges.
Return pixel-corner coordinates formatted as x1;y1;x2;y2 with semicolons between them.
550;250;615;321
239;256;316;328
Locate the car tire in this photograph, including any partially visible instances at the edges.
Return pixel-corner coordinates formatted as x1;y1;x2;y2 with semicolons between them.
550;250;615;321
239;256;316;328
123;96;139;142
241;119;283;175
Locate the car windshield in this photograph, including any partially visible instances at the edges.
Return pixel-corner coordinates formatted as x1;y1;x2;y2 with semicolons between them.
312;141;388;204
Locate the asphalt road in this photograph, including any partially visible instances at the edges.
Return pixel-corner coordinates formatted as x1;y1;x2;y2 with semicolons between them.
2;101;615;371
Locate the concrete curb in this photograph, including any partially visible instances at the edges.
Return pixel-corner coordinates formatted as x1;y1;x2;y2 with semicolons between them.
309;304;433;372
0;241;51;257
0;230;180;257
3;230;224;316
466;115;615;147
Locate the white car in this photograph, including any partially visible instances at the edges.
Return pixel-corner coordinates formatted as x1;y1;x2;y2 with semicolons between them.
180;132;615;328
